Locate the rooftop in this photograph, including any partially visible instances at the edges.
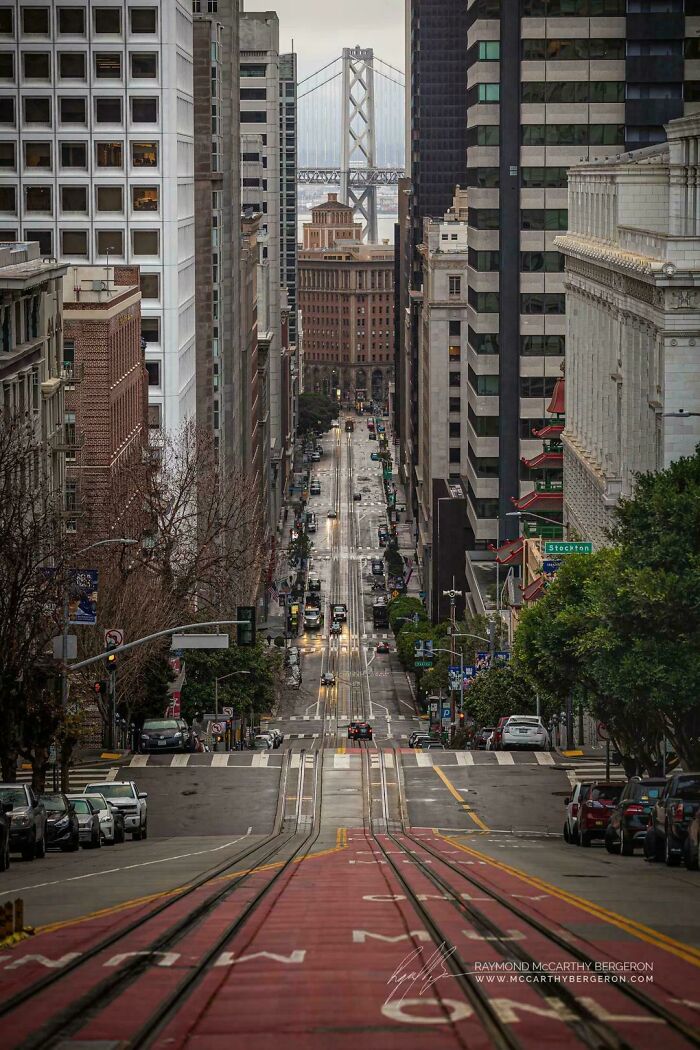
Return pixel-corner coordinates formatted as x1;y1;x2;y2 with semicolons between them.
0;242;67;288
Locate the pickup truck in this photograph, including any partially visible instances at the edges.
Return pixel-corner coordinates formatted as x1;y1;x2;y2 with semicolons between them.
644;772;700;866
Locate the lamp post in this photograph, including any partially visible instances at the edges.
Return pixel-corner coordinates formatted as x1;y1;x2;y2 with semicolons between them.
214;669;251;750
505;509;565;532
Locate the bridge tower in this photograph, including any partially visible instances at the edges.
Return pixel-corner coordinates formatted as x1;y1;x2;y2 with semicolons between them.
340;46;378;243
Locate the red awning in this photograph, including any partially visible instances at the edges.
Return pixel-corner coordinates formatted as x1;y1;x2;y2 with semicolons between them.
522;577;546;602
511;490;563;512
520;451;563;469
531;423;564;439
489;537;524;565
547;377;565;416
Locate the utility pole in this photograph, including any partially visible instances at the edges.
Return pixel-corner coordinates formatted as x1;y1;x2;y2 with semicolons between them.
442;581;462;740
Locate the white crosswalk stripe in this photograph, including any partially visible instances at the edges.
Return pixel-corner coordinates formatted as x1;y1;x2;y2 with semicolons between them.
12;765;119;790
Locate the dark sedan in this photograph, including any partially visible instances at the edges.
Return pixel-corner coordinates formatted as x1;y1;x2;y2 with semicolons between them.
604;777;665;855
41;793;80;852
0;802;10;872
139;718;191;753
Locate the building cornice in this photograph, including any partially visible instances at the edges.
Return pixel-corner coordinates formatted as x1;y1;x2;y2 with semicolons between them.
554;234;663;279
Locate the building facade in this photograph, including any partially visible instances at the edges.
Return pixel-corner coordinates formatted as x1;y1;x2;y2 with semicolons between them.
239;11;282;526
62;263;147;540
300;194;394;404
279;50;297;346
0;0;196;435
556;114;700;548
0;240;66;500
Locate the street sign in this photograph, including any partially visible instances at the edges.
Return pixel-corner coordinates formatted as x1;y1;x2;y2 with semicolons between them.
171;633;229;650
210;721;224;735
463;666;475;680
544;541;592;555
542;560;560;574
424;640;434;657
414;640;424;653
414;658;433;669
391;590;400;599
475;652;490;671
448;666;461;690
493;651;511;664
413;612;420;623
597;721;610;742
52;634;77;660
222;707;233;717
104;627;124;649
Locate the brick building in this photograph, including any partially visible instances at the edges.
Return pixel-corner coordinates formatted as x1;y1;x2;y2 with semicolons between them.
62;265;147;541
300;194;394;404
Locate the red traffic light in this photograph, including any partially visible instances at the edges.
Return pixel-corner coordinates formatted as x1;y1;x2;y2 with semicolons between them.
93;680;107;695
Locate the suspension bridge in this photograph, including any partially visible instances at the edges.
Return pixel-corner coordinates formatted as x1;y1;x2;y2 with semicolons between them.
297;46;406;242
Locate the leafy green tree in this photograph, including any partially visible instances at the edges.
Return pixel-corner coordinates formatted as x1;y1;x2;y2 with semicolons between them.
180;644;282;729
465;665;540;729
297;393;338;436
387;596;427;635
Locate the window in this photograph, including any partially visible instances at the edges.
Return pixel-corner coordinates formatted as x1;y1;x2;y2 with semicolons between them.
94;8;121;33
469;367;499;395
23;52;51;78
61;185;87;212
521;335;565;357
95;97;122;123
58;8;86;34
521;166;567;189
0;186;15;212
96;229;123;255
241;87;266;100
521;209;568;231
469;451;499;478
141;317;159;343
520;293;565;314
449;320;461;339
130;8;157;33
130;97;157;123
448;276;461;297
60;141;86;168
520;376;557;399
468;249;500;271
478;41;499;61
145;360;160;386
241;110;267;123
469;330;499;355
23;96;51;123
449;448;461;464
25;185;51;212
60;96;86;123
96;141;122;167
449;397;461;413
468;208;499;230
140;272;159;299
132;141;158;167
96;185;123;212
24;228;51;254
59;52;86;78
478;83;500;102
132;186;158;211
130;52;157;78
132;229;159;255
468;407;500;436
0;227;18;242
520;251;564;273
522;38;624;61
0;53;14;79
95;53;121;78
467;167;499;189
61;229;88;256
0;9;13;33
148;403;161;429
475;125;499;146
468;289;500;313
25;141;52;168
449;344;460;361
0;142;15;168
241;63;266;77
22;7;49;34
0;96;14;123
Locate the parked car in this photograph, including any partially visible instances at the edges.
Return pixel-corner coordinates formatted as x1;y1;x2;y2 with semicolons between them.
308;577;321;591
265;729;283;749
41;793;80;852
371;559;385;576
412;735;441;749
685;808;700;870
486;716;511;750
501;716;550;751
353;493;362;501
139;717;191;753
67;796;101;849
82;793;117;844
576;782;625;847
0;801;11;872
604;777;666;855
644;772;700;866
253;735;273;750
310;482;321;495
311;451;321;462
473;727;495;750
0;784;47;861
321;671;336;686
563;782;594;845
423;742;445;751
84;781;148;841
370;451;380;460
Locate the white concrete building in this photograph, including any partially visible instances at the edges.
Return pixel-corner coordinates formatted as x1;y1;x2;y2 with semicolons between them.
0;0;195;433
556;114;700;548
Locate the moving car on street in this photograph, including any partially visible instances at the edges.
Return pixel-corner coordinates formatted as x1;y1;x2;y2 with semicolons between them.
0;783;46;861
67;796;102;849
375;641;391;654
139;718;191;753
330;620;342;635
321;671;336;687
644;772;700;866
84;781;148;841
310;481;321;495
604;777;666;855
370;559;384;576
332;603;347;622
348;721;373;741
42;793;80;852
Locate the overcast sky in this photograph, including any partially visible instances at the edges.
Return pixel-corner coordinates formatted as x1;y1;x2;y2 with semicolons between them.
259;0;405;79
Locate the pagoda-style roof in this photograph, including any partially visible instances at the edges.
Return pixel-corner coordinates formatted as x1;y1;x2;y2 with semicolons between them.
520;450;563;470
547;376;565;416
531;422;564;439
511;489;563;512
489;537;524;566
522;577;546;603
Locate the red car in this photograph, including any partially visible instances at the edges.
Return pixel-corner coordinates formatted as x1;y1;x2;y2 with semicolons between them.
348;721;373;741
577;782;625;847
487;716;511;750
376;642;391;654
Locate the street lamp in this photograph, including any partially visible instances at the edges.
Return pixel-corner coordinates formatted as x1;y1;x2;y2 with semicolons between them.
506;509;564;531
214;670;251;716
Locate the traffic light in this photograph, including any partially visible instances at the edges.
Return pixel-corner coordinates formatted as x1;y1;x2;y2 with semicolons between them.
93;680;107;695
459;711;465;728
236;606;256;646
106;650;118;670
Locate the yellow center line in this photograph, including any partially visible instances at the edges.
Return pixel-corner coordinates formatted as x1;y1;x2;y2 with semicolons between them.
433;766;489;832
439;832;700;968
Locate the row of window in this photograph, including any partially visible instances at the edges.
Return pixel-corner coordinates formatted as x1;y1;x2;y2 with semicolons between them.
467;371;559;398
467;407;561;440
471;0;699;18
470;291;566;314
468;250;565;272
0;224;160;259
0;7;158;36
0;94;157;125
0;184;158;213
466;333;565;357
0;139;159;169
0;51;158;81
469;208;569;231
466;167;570;189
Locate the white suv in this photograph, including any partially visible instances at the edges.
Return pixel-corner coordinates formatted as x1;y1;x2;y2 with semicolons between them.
85;780;148;840
501;716;550;751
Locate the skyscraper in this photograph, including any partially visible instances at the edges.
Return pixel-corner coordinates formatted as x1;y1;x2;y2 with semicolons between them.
0;0;196;435
279;50;297;346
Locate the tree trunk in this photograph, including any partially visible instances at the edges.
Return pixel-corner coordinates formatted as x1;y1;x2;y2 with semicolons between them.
31;746;49;795
1;748;17;782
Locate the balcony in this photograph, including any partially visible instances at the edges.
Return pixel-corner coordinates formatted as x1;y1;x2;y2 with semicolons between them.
50;424;85;452
522;521;563;541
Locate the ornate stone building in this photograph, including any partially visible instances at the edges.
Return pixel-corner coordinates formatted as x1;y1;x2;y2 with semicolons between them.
299;194;394;405
555;115;700;548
